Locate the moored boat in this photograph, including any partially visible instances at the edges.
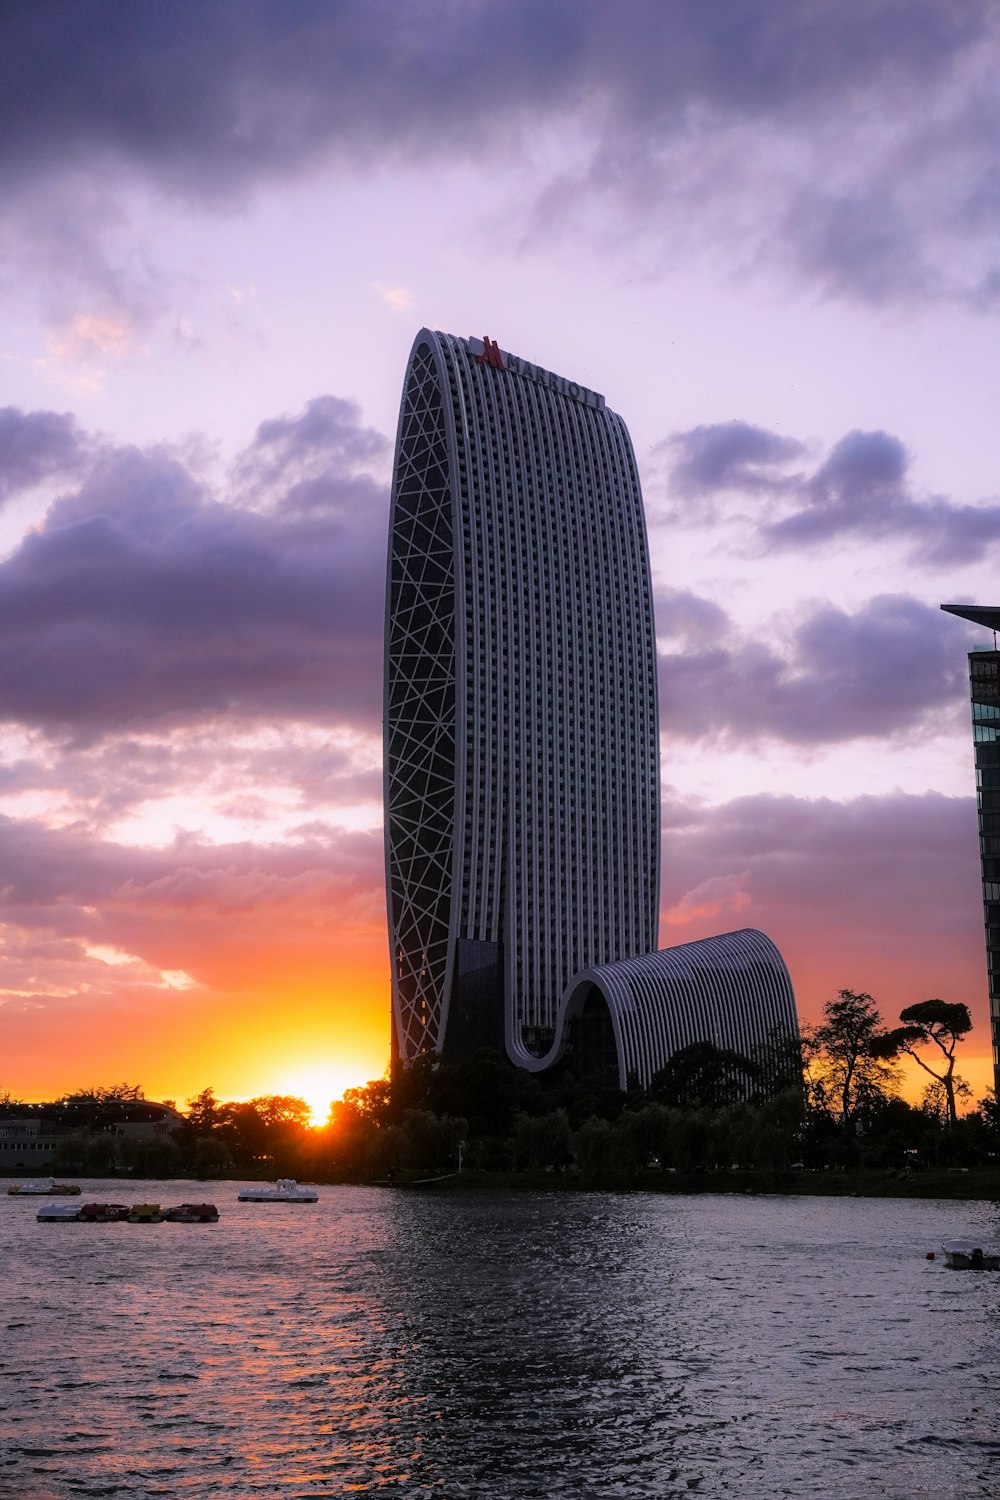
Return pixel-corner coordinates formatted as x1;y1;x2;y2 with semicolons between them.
942;1240;1000;1270
164;1202;219;1222
79;1202;130;1223
127;1202;164;1223
237;1178;318;1203
8;1178;81;1196
36;1201;83;1222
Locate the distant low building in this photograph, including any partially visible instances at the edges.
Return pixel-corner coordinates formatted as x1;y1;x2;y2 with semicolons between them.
0;1100;184;1170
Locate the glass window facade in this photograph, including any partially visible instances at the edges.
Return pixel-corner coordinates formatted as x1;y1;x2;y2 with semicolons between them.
969;649;1000;1085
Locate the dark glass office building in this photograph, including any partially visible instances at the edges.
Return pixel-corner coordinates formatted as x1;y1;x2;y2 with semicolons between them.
384;330;798;1086
943;603;1000;1092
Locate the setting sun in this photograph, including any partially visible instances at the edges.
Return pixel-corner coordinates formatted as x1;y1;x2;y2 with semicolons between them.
275;1063;376;1126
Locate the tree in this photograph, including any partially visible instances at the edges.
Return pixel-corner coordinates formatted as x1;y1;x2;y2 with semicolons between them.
186;1087;222;1132
920;1077;972;1127
977;1088;1000;1146
512;1109;572;1171
648;1041;761;1110
64;1083;145;1104
334;1077;393;1129
882;1000;973;1128
246;1095;312;1131
806;990;898;1128
573;1115;615;1176
751;1026;805;1098
192;1135;233;1179
216;1095;311;1170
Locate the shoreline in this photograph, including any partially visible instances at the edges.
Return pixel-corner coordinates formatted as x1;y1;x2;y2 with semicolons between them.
5;1167;999;1201
356;1166;1000;1200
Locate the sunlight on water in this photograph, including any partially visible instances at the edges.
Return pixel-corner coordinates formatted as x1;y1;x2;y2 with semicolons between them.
3;1184;1000;1497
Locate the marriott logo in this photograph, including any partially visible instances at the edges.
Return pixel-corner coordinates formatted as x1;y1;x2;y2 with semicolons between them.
475;336;505;370
468;336;605;410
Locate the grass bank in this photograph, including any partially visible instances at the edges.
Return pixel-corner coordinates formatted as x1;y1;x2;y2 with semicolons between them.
375;1166;1000;1200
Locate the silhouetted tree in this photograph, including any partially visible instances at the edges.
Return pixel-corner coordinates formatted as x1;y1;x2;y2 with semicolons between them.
424;1049;542;1137
334;1077;393;1129
880;1000;973;1128
805;990;898;1129
573;1115;616;1176
512;1109;572;1171
648;1041;761;1109
192;1135;233;1179
186;1087;222;1133
64;1083;145;1105
609;1106;659;1179
920;1076;973;1127
119;1133;182;1177
216;1095;311;1171
399;1109;467;1171
977;1088;1000;1148
551;1065;627;1127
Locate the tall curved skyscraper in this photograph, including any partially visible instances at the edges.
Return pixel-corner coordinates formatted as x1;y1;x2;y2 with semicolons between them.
385;331;797;1086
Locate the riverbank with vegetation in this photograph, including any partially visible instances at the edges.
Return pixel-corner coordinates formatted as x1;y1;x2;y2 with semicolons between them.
364;1164;1000;1200
4;989;996;1192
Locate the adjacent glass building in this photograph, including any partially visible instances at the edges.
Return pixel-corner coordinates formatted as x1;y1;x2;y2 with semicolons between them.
385;330;797;1087
942;603;1000;1092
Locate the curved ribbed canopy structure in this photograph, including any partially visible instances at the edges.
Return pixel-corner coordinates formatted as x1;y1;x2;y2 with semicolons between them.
559;928;798;1090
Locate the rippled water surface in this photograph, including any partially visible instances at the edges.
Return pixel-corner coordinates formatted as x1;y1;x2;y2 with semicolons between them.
3;1182;1000;1498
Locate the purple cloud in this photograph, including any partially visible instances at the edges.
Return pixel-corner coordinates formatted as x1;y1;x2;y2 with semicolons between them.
658;591;968;744
1;2;996;309
655;589;730;647
666;422;1000;565
0;400;389;741
761;430;910;548
0;406;90;503
236;395;391;517
666;420;804;503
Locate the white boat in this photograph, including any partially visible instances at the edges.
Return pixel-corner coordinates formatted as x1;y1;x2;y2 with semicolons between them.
8;1178;81;1196
237;1178;318;1203
941;1240;1000;1270
36;1201;83;1222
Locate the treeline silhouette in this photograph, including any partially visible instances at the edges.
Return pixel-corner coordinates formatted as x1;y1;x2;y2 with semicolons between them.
17;991;997;1183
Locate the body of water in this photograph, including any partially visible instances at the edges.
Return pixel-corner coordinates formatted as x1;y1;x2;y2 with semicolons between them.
2;1182;998;1498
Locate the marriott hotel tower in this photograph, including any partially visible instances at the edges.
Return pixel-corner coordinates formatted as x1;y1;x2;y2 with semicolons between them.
384;331;797;1087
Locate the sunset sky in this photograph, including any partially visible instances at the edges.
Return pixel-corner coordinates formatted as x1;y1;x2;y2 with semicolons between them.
3;1;1000;1116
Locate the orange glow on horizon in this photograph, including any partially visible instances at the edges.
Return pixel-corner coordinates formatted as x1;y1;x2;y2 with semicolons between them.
269;1062;379;1125
4;903;993;1119
1;935;392;1112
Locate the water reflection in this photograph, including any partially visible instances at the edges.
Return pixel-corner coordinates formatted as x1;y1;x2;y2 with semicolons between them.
3;1184;1000;1496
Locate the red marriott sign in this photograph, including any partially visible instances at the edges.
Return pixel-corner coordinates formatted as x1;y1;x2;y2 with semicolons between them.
468;336;604;409
475;336;505;370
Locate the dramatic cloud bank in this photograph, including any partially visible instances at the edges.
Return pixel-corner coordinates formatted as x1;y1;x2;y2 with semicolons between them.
0;399;388;740
666;420;1000;564
4;1;1000;312
0;406;90;503
657;590;967;744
